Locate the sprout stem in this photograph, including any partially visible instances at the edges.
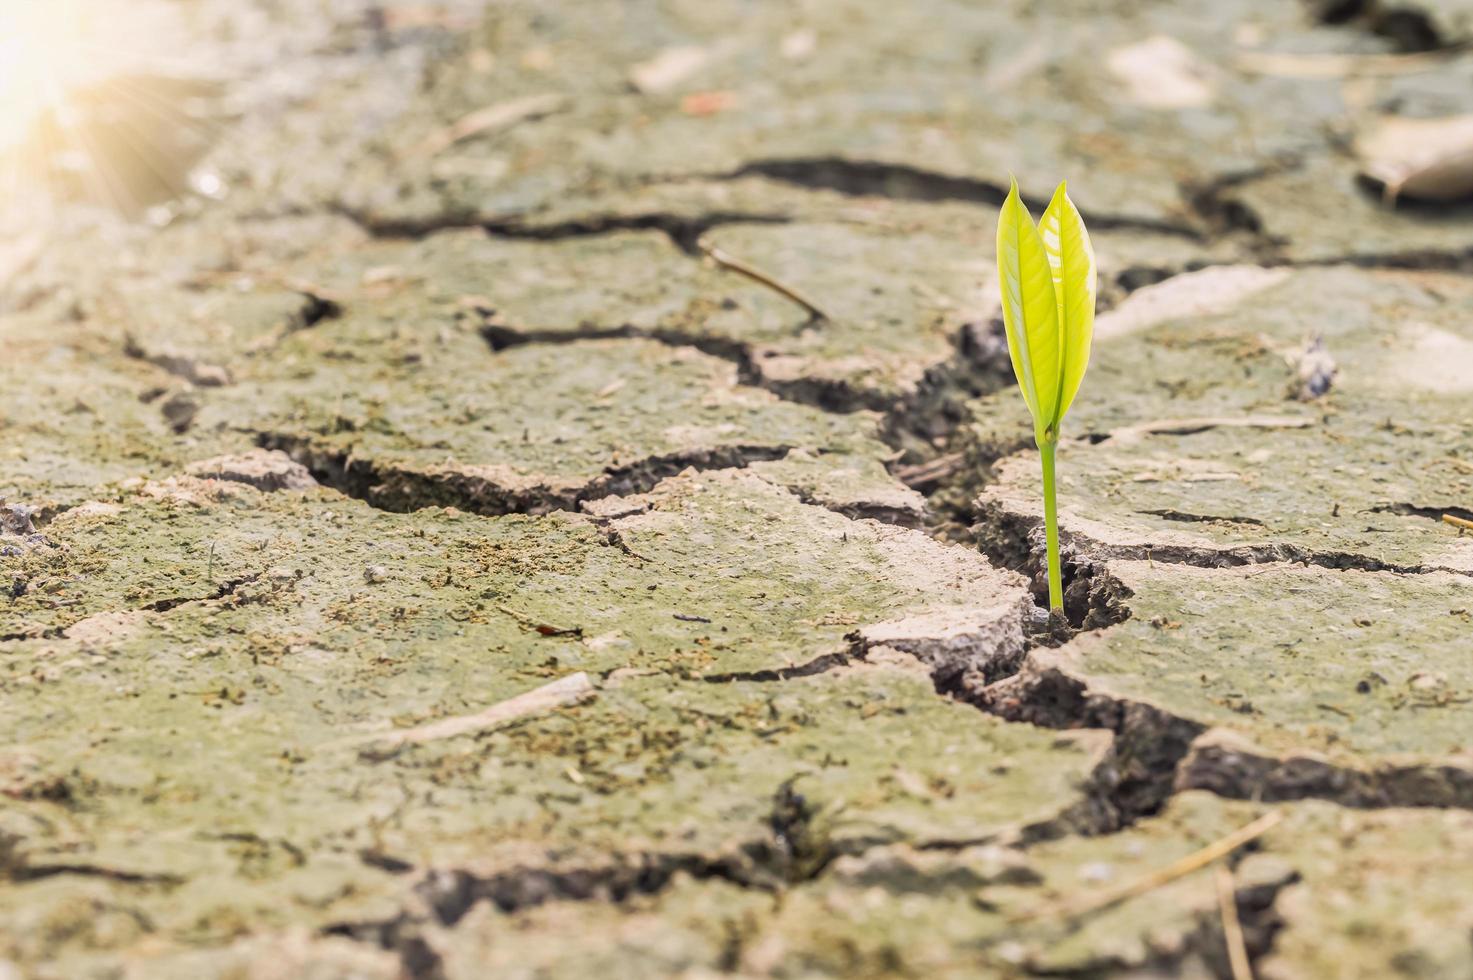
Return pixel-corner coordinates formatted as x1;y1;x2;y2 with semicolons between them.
1039;438;1064;613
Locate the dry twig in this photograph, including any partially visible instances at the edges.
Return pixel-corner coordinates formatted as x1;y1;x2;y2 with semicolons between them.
1216;863;1253;980
498;603;583;637
409;93;567;159
894;452;964;491
1012;809;1284;924
347;672;595;755
697;238;832;321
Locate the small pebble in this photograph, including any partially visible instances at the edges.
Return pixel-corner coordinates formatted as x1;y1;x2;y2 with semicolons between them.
1408;672;1446;692
364;565;388;584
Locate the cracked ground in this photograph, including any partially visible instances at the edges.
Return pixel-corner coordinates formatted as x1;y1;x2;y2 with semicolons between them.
3;1;1473;977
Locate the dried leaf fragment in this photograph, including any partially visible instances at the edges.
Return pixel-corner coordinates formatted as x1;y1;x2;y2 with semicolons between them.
1357;114;1473;203
629;45;709;94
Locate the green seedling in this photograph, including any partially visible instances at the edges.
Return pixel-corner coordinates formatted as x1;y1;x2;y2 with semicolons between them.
996;178;1096;614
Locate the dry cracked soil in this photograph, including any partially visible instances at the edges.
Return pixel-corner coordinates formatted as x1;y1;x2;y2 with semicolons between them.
3;1;1473;978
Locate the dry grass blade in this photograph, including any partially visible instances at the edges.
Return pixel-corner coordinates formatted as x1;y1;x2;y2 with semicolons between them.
1104;414;1313;445
1443;514;1473;531
697;239;832;321
1216;863;1253;980
410;93;568;160
1011;809;1284;924
347;672;596;756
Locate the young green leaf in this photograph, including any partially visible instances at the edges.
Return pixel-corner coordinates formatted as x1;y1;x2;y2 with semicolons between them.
1039;181;1096;426
995;178;1097;615
995;177;1060;437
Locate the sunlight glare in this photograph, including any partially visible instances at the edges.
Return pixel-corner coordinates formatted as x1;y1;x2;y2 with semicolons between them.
0;0;99;152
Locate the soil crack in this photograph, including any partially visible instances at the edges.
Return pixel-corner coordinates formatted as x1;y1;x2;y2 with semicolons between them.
259;431;792;517
726;158;1203;239
142;572;263;613
344;198;791;254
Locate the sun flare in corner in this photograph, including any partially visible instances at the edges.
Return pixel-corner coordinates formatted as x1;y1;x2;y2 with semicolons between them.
0;0;222;225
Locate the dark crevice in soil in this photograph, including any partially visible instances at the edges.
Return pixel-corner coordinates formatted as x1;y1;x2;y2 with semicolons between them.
325;777;841;976
480;306;1015;473
726;158;1203;239
879;545;1194;826
967;511;1473;812
701;651;854;683
904;431;1033;545
142;572;262;613
881;318;1016;462
5;862;185;885
4;572;261;641
966;859;1292;978
258;431;791;517
1177;865;1297;980
484;211;790;257
1371;502;1473;523
1137;507;1268;528
1178;735;1473;809
1185;169;1274;241
2;831;185;886
1304;0;1457;52
324;755;1133;978
1233;866;1298;980
781;483;925;529
122;290;341;390
1303;246;1473;272
971;509;1138;631
973;499;1469;582
980;664;1205;824
477;315;766;391
123;337;233;388
347;200;790;255
480;312;1013;427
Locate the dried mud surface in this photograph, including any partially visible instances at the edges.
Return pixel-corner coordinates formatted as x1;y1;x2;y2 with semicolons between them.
4;1;1473;977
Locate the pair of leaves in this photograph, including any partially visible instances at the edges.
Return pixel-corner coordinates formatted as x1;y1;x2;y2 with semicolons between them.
996;178;1096;443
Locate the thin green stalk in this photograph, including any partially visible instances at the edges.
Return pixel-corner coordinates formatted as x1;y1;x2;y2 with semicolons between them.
1039;437;1063;612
